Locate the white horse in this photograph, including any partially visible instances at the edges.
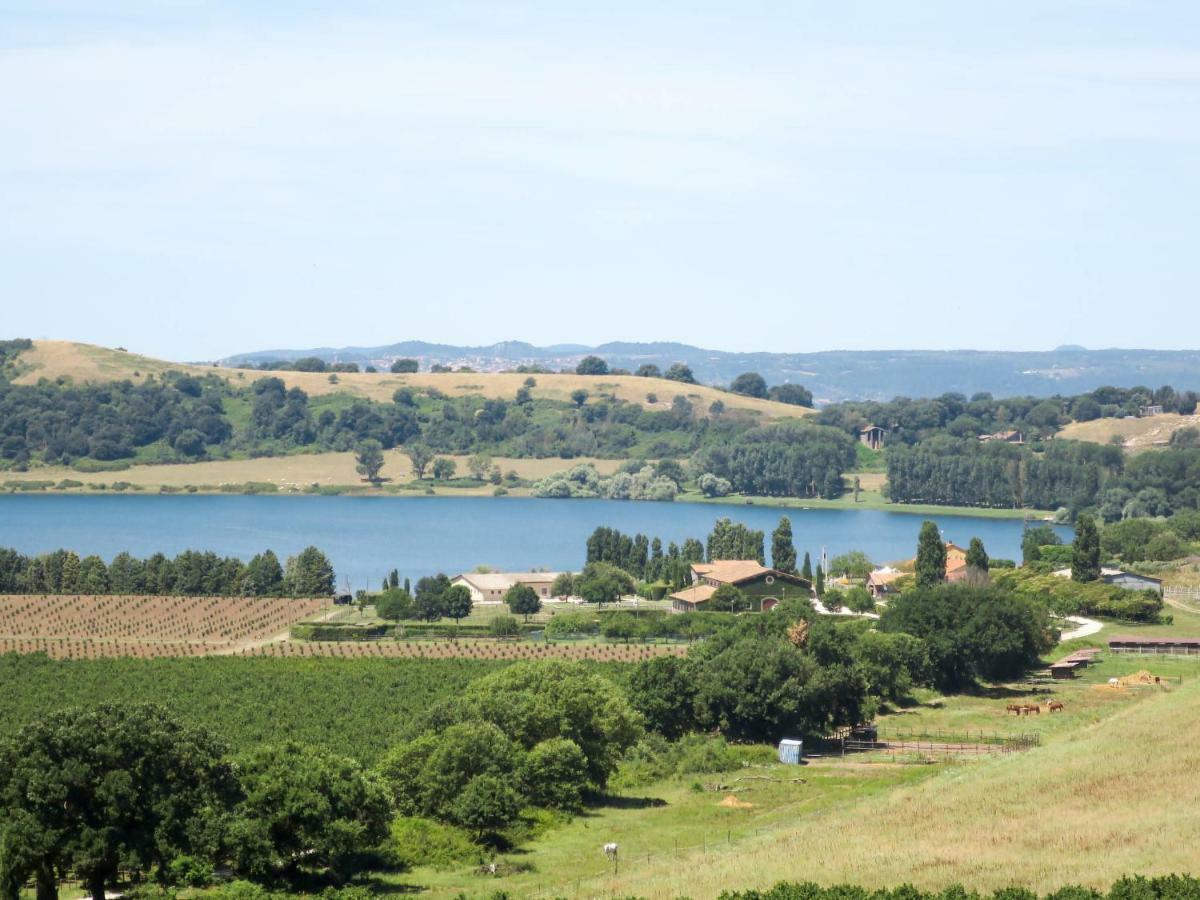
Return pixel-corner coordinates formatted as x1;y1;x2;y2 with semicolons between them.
1108;677;1120;687
603;842;619;862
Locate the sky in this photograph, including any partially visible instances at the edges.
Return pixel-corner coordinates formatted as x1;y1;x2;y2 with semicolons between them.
2;1;1199;361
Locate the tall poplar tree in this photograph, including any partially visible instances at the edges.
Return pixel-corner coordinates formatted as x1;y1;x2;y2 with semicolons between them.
915;521;947;588
1072;514;1101;582
965;537;989;572
801;551;813;582
771;517;797;573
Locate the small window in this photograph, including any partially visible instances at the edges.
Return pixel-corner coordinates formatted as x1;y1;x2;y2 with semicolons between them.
765;575;775;585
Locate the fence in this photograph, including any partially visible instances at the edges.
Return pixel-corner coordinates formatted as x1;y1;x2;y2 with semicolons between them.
1110;645;1200;657
1164;586;1200;602
828;728;1040;758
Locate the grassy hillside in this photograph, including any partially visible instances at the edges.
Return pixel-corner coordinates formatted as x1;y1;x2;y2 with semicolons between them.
12;341;811;421
1057;412;1200;450
539;662;1200;899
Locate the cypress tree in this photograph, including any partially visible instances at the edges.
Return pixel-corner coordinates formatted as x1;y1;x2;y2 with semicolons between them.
801;551;813;582
965;537;989;572
815;564;825;597
771;517;797;573
1072;514;1101;582
915;521;947;588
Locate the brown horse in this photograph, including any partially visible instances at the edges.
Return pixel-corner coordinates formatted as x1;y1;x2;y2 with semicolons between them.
1048;701;1065;712
1021;704;1040;715
1006;704;1023;715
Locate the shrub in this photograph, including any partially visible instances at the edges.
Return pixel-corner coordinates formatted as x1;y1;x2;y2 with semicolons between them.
386;816;478;870
519;738;589;811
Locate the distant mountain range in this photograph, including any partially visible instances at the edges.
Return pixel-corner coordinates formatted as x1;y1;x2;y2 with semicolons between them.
219;342;1200;403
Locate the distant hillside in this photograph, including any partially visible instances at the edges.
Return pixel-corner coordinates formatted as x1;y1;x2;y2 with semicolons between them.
11;341;809;421
220;341;1200;403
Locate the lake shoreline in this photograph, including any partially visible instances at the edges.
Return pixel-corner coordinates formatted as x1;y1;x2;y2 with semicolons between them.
0;485;1050;522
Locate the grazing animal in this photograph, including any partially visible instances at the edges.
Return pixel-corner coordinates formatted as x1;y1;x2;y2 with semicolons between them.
1006;704;1023;715
604;842;619;862
1108;678;1120;687
1026;704;1040;715
1048;701;1064;712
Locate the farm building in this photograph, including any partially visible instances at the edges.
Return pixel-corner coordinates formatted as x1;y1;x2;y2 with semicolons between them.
866;566;904;598
1049;648;1101;679
1138;404;1165;417
669;560;811;613
1051;567;1163;595
451;571;566;604
1108;636;1200;656
858;424;887;451
979;429;1025;444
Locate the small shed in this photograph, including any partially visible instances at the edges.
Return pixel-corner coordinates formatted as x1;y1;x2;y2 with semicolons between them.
1049;661;1079;679
777;738;803;764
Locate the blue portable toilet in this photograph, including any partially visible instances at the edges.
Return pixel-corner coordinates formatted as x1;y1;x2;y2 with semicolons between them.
777;738;803;764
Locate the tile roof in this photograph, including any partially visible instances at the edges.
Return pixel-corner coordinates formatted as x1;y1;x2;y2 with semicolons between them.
453;572;562;591
670;584;718;605
691;560;773;585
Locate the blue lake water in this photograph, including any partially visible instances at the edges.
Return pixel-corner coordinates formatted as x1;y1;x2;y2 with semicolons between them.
0;495;1064;591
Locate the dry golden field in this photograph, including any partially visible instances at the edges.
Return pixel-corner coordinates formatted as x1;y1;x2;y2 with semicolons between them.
0;450;623;491
1057;412;1200;450
13;340;810;420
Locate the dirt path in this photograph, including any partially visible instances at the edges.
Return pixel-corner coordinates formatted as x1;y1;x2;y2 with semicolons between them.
1059;615;1103;642
217;604;342;655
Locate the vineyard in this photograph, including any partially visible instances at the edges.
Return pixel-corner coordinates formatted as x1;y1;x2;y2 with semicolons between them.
226;639;688;663
0;654;628;763
0;594;325;657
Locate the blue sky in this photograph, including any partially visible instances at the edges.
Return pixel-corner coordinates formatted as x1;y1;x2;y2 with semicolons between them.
2;1;1198;360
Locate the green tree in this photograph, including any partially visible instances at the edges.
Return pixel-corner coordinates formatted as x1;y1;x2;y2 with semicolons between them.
577;562;636;606
1021;524;1062;564
879;585;1056;691
504;583;542;621
915;521;947;588
708;583;747;612
284;547;335;597
627;656;699;740
1072;514;1101;582
448;775;522;838
827;550;873;580
467;453;493;481
550;572;576;599
771;517;797;574
442;584;473;628
801;551;813;582
389;358;419;373
664;363;697;384
769;383;814;407
405;444;435;480
730;372;768;399
635;364;661;378
374;588;414;622
355;438;385;484
570;388;589;408
0;704;236;900
431;457;457;480
243;551;284;596
413;575;450;621
519;739;589;811
229;742;390;881
575;356;609;375
448;660;642;788
815;564;825;597
966;537;990;573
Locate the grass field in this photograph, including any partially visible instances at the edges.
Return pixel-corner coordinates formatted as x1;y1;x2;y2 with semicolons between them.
680;486;1051;521
0;450;623;493
377;650;1200;897
1057;412;1200;450
13;340;810;421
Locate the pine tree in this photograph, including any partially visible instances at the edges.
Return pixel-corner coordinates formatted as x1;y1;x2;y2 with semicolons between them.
1072;514;1101;582
915;521;947;588
771;517;797;573
801;551;813;582
965;537;989;572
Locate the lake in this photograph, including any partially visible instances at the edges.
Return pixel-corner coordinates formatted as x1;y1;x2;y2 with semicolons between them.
0;495;1063;591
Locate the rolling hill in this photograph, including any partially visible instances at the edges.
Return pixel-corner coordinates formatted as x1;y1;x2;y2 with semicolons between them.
220;340;1200;403
10;340;812;422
